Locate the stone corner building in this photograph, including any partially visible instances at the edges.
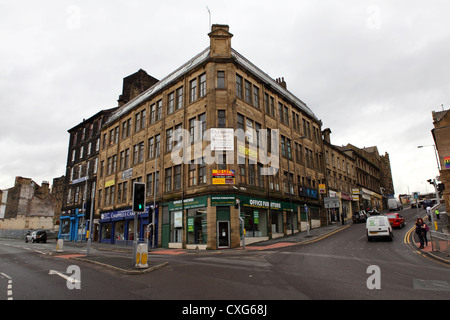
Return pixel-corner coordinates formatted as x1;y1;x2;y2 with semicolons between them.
96;25;326;249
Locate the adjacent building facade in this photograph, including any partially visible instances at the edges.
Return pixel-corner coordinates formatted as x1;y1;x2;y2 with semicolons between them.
322;128;395;219
95;25;327;249
432;108;450;205
322;128;358;221
0;177;55;230
59;69;158;241
60;109;117;241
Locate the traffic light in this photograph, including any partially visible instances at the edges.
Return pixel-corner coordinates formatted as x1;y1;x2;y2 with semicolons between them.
132;182;146;212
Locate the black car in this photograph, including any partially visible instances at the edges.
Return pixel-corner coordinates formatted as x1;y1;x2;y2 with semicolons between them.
25;230;48;243
352;211;367;223
368;209;380;216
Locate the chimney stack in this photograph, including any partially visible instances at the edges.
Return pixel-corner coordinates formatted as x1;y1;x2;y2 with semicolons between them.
276;77;287;89
209;24;233;58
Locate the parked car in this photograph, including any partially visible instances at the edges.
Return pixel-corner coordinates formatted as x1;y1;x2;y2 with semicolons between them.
367;209;380;216
386;213;405;228
25;230;47;243
352;211;367;223
366;216;393;241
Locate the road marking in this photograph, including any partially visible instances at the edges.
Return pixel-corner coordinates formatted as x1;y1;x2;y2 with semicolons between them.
1;273;13;300
49;270;81;284
0;273;12;280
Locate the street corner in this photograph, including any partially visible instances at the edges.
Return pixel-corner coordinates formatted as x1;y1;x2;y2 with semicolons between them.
69;254;169;275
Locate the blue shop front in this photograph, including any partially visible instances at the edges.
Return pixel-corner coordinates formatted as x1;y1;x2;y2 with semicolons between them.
59;209;86;241
99;205;158;246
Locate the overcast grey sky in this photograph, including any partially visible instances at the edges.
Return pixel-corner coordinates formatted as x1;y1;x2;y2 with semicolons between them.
1;1;449;197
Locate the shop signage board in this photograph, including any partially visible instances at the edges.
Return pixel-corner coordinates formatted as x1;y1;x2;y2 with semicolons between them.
168;196;208;211
254;210;259;224
238;195;296;212
319;184;326;194
99;205;150;222
210;128;234;151
445;156;450;169
105;179;115;188
324;197;340;209
211;195;235;206
212;170;235;185
187;217;194;232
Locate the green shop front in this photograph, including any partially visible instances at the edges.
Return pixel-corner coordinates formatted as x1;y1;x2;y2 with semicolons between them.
237;195;299;244
159;194;300;250
161;196;210;250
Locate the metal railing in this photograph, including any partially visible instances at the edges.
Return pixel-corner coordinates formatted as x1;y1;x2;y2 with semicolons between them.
430;231;450;256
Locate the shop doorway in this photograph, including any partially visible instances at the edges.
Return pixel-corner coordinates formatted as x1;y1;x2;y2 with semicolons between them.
217;221;230;248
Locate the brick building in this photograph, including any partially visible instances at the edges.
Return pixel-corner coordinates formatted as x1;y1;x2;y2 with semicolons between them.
432;108;450;205
0;177;55;230
96;25;327;249
59;69;158;241
322;128;358;221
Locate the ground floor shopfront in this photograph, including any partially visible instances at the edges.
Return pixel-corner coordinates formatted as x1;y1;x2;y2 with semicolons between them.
158;194;322;250
59;210;86;242
327;190;358;223
98;205;158;247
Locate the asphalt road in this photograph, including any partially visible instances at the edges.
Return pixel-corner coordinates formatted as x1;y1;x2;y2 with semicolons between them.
0;206;449;301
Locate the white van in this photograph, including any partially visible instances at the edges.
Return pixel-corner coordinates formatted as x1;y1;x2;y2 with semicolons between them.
366;216;393;241
388;198;402;211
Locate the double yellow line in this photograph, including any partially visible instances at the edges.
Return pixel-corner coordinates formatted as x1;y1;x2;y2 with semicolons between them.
300;224;351;245
404;224;416;245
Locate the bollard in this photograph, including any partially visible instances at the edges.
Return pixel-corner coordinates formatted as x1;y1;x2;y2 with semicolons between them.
135;243;148;268
56;239;64;253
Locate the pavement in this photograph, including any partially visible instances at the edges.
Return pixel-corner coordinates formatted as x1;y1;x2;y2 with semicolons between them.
414;203;449;264
52;205;450;274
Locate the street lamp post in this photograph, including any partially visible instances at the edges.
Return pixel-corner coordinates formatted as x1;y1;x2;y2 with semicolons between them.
417;145;441;172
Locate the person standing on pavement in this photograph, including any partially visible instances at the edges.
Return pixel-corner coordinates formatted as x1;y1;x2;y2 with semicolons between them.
435;208;440;220
426;206;431;219
422;221;429;247
415;218;426;249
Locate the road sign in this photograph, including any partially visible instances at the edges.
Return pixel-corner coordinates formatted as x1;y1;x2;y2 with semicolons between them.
324;197;340;209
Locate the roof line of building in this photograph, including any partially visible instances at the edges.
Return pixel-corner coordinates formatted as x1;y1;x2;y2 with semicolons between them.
105;45;319;127
106;47;211;126
230;48;318;121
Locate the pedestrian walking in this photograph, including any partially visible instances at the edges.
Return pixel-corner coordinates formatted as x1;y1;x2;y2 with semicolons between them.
435;208;440;220
415;218;426;249
423;222;429;246
426;206;432;222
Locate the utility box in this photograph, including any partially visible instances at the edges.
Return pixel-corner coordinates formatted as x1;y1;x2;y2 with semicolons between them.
56;239;64;253
135;243;148;268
